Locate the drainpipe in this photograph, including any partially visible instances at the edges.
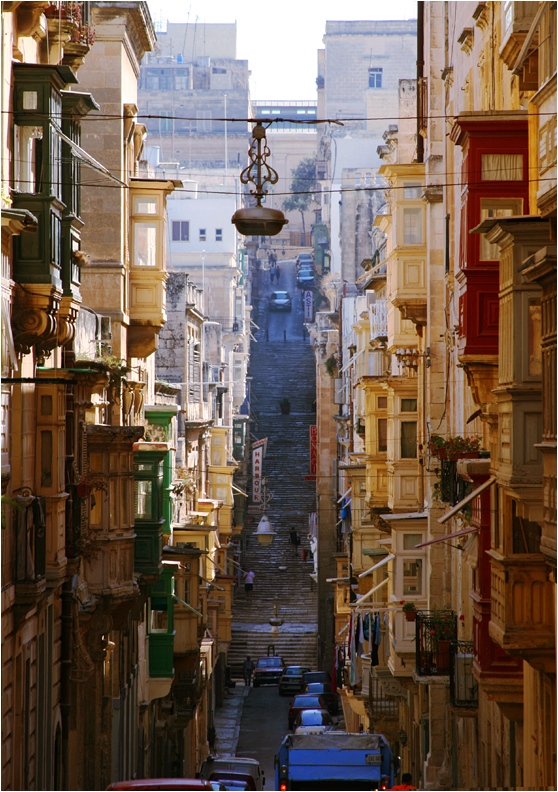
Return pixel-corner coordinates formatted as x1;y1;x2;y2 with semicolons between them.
60;579;74;790
417;1;425;164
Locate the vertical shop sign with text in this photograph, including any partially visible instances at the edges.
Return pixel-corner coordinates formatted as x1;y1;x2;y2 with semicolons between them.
252;446;263;502
310;425;317;475
304;290;314;322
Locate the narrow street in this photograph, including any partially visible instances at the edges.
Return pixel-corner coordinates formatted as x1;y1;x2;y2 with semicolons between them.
225;255;320;705
235;686;291;790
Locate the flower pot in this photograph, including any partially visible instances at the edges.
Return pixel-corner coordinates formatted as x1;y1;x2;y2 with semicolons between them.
76;483;91;498
436;448;447;460
404;610;417;622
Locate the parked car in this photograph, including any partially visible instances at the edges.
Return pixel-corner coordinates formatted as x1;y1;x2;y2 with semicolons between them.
293;708;334;734
302;670;331;688
297;267;315;288
199;757;264;791
278;665;311;696
106;781;215;791
303;681;338;715
296;252;314;268
252;655;286;687
268;290;292;311
288;693;328;730
207;772;256;791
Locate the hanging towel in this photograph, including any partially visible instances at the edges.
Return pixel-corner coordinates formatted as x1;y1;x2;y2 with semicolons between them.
374;613;382;646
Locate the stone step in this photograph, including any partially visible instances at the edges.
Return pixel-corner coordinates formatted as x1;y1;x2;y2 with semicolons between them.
228;627;318;676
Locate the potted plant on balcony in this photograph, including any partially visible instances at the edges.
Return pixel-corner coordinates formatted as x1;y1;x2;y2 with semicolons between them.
446;435;481;461
428;434;447;459
428;612;457;672
75;471;107;499
401;601;417;622
279;397;291;415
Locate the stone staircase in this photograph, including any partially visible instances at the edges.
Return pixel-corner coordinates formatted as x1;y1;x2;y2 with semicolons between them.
229;262;319;675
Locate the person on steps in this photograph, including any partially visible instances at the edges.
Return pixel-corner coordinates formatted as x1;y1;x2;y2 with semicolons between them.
243;569;255;601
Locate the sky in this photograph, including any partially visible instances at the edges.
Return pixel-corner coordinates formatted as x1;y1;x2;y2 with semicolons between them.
147;1;418;101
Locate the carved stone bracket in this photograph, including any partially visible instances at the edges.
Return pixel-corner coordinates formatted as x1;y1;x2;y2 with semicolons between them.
12;283;63;359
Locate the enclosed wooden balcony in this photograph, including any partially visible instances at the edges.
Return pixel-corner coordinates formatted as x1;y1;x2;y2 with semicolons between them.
487;550;555;672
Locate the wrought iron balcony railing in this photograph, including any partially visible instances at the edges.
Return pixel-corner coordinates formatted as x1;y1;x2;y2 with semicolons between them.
449;640;478;709
415;610;457;676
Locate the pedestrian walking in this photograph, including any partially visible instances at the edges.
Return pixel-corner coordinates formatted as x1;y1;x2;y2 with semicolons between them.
242;656;255;686
243;569;255;601
270;265;276;284
289;528;300;557
275;263;281;282
392;772;417;790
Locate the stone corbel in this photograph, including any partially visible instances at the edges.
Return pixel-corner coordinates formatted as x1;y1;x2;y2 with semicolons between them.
12;283;62;359
461;358;498;409
57;297;80;347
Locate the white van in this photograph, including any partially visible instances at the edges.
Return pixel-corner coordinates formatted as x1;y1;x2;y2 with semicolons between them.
199;757;265;790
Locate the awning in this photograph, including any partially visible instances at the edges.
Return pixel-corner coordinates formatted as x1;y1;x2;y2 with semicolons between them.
438;475;496;524
340;348;365;373
52;123;127;187
1;294;18;372
172;593;203;618
512;3;546;74
415;526;478;548
337;486;352;504
353;576;389;606
358;553;395;579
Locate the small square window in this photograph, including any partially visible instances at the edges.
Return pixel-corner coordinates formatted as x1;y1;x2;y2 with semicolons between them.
215;228;223;241
377;396;387;409
401;398;417;412
199;229;206;242
368;67;383;88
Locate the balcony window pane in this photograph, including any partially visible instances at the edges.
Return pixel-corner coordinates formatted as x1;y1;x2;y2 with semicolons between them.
135;480;153;519
401;421;417;458
14;125;43;192
134;222;157;266
403;208;423;245
404;183;422;199
150;608;168;632
481;154;523;181
403;533;422;550
480;198;523;260
403;559;422;595
134;197;157;214
378;418;387;452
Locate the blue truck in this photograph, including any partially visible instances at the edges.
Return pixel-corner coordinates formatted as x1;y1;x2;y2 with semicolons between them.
275;731;396;790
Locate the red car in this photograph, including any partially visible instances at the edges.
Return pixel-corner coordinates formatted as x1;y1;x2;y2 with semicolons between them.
252;656;285;687
106;781;214;790
287;693;328;730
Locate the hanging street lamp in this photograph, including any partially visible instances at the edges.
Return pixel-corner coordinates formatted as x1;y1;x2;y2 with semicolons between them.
231;120;288;237
253;477;276;546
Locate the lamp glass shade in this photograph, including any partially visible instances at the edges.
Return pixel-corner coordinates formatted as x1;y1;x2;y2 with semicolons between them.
231;207;288;237
254;514;276;546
